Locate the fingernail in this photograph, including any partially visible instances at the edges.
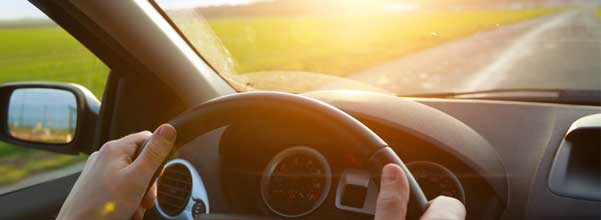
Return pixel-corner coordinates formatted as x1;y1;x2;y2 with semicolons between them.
382;164;398;184
155;124;176;142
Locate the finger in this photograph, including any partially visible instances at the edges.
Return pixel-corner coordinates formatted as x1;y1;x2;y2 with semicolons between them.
130;124;177;175
129;207;146;220
119;131;152;158
420;196;466;220
375;164;410;220
120;130;153;145
141;182;157;209
100;131;152;159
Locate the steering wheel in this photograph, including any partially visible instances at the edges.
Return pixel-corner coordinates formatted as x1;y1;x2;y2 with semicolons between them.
136;91;428;218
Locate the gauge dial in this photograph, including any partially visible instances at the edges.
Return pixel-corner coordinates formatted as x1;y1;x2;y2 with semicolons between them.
407;161;466;203
261;147;332;218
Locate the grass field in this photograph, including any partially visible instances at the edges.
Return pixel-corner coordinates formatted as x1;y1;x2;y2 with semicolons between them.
207;8;563;76
0;8;563;186
0;26;108;96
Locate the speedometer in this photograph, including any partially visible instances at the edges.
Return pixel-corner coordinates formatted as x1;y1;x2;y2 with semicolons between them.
261;147;332;218
407;161;466;203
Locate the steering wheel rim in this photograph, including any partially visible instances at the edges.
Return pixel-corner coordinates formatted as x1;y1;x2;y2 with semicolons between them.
161;91;429;214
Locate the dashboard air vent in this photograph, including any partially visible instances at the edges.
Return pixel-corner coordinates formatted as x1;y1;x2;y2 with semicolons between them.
157;163;193;216
548;113;601;201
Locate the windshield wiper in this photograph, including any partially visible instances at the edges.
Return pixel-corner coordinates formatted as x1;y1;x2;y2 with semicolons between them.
399;88;601;106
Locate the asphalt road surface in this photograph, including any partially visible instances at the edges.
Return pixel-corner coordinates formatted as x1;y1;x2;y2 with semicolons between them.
348;10;601;94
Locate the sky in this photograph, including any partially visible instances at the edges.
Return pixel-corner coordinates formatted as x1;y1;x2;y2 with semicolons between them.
0;0;47;20
0;0;268;20
156;0;270;9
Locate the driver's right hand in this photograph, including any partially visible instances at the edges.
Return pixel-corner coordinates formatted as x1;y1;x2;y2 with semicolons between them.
374;164;466;220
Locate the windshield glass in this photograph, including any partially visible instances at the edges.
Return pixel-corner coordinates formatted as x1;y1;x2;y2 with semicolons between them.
155;0;601;95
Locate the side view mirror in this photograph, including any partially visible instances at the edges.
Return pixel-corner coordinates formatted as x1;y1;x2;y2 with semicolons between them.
0;82;100;154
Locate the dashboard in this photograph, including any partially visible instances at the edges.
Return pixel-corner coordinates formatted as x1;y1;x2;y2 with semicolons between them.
214;111;499;219
151;91;601;220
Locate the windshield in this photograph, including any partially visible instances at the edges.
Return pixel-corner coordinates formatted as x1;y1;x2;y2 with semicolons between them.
154;0;601;95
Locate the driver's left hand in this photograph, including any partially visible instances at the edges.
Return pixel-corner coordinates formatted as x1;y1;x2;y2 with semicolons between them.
56;124;176;220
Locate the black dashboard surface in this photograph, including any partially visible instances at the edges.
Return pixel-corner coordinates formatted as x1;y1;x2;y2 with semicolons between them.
170;91;600;220
419;98;600;219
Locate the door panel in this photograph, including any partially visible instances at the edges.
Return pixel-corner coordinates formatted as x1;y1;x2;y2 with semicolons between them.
0;173;79;220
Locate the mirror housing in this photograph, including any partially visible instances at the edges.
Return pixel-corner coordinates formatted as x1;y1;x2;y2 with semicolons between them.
0;82;100;154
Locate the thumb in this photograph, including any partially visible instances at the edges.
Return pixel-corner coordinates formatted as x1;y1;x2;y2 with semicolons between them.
131;124;177;175
420;196;466;220
375;164;410;220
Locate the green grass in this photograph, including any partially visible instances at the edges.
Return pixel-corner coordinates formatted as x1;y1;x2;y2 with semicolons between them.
0;143;29;158
0;8;563;186
0;151;86;185
0;27;108;97
204;8;563;76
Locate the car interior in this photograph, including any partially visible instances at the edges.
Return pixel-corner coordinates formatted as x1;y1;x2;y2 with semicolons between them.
0;1;599;220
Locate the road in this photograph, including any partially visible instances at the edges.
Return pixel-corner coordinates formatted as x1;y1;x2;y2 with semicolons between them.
347;10;601;94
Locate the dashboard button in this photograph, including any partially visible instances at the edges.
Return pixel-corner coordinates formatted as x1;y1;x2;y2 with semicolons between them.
341;184;367;208
192;199;207;218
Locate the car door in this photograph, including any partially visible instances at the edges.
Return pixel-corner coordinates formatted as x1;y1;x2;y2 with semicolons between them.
0;0;237;218
0;1;110;219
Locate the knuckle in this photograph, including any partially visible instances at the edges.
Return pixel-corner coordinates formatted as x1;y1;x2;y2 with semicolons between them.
378;193;404;209
90;151;99;157
154;137;172;147
144;145;165;166
88;151;99;160
100;140;118;153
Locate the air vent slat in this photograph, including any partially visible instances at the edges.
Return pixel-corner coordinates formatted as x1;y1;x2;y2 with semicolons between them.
161;176;192;185
157;163;192;216
158;189;190;201
164;169;190;176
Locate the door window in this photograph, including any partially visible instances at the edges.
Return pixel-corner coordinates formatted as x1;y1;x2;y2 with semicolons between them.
0;1;108;194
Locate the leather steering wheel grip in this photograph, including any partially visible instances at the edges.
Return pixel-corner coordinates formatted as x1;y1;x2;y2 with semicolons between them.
141;91;429;213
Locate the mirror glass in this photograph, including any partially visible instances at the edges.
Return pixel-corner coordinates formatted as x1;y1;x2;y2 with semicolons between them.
7;88;77;144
